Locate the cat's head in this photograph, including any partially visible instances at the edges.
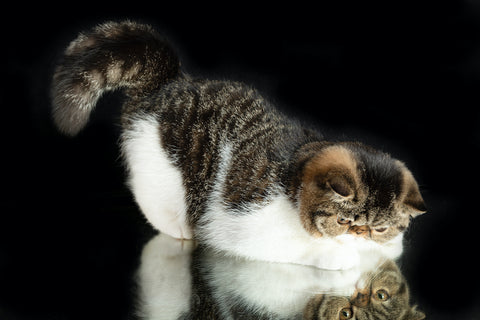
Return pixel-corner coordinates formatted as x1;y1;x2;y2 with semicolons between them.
304;260;425;320
295;142;426;243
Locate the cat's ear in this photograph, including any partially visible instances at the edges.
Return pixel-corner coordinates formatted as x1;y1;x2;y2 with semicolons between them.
405;306;426;320
401;166;427;217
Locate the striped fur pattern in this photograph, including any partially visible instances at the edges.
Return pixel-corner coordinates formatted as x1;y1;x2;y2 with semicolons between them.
51;20;179;136
51;21;426;270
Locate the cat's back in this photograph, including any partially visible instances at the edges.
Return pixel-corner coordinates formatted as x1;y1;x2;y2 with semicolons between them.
123;77;289;159
123;78;273;129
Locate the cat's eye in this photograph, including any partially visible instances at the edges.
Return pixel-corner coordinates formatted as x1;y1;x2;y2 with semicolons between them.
374;227;388;233
374;289;390;301
337;217;351;225
339;307;353;319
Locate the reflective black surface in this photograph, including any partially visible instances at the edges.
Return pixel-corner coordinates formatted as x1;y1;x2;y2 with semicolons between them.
136;234;423;319
2;3;480;319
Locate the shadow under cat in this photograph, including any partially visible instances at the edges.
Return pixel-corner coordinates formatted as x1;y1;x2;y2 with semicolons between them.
135;233;425;320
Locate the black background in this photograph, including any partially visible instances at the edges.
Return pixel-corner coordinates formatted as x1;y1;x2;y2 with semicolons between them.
2;1;480;319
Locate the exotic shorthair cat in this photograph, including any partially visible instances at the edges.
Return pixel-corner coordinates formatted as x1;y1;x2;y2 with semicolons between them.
51;21;426;270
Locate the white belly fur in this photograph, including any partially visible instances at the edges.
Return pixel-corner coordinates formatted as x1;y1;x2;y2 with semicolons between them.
121;115;192;239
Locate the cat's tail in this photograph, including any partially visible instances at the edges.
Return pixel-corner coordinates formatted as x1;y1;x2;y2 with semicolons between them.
51;20;180;136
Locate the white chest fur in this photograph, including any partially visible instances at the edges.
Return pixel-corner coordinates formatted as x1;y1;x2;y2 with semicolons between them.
198;193;403;270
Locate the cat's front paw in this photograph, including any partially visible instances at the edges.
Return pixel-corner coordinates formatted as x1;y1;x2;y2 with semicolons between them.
313;249;360;271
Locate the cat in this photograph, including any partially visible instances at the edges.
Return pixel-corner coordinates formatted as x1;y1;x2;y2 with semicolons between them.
136;233;425;320
51;20;426;270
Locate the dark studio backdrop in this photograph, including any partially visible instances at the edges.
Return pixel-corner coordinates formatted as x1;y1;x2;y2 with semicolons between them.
2;1;480;319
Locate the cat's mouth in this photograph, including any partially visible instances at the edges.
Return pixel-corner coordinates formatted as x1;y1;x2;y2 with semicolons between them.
329;214;373;238
348;225;371;237
337;216;391;239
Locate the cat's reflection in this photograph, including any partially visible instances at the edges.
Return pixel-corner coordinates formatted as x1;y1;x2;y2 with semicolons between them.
303;261;425;320
136;234;424;320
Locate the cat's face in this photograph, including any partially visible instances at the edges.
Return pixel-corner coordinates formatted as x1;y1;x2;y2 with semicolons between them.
298;142;426;243
304;261;425;320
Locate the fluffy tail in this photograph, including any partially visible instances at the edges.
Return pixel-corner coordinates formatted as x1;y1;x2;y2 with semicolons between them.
51;21;180;136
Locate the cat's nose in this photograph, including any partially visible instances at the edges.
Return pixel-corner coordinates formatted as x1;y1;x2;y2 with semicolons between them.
348;225;370;236
352;289;370;307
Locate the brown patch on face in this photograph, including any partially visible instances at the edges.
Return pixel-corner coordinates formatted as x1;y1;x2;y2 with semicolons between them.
299;145;362;237
302;145;358;188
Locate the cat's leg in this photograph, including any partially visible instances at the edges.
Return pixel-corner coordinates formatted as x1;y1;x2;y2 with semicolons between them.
137;233;194;318
122;115;193;239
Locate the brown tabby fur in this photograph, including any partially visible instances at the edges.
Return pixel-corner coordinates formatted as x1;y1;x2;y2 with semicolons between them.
51;20;426;252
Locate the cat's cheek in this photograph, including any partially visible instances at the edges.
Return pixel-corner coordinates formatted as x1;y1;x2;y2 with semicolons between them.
312;214;350;238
